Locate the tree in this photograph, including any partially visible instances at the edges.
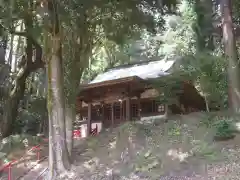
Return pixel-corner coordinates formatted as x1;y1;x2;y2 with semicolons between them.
44;0;71;178
221;0;240;112
0;0;44;137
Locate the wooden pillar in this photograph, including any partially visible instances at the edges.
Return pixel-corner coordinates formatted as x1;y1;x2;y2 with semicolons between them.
78;100;83;120
101;102;105;127
126;97;131;121
120;100;123;122
111;103;114;127
137;95;141;121
87;103;92;136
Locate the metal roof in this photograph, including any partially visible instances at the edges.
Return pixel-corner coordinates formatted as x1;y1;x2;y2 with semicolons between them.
90;58;177;84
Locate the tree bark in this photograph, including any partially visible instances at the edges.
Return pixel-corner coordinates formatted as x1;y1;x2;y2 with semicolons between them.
221;0;240;112
46;0;71;178
65;106;75;158
8;34;14;66
13;23;24;73
0;35;8;64
47;35;71;178
63;30;92;157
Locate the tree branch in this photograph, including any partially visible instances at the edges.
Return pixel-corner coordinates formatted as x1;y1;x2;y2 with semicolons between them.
11;31;27;37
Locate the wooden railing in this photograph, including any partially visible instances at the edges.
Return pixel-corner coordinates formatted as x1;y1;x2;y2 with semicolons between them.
0;138;48;180
0;126;99;180
73;124;99;138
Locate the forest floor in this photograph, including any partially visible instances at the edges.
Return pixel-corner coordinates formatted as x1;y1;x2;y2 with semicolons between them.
70;112;240;180
2;112;240;179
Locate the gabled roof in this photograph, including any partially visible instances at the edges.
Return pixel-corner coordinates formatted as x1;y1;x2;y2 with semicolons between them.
90;58;178;84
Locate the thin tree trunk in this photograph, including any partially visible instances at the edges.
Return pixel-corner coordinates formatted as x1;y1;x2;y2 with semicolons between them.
204;95;210;112
0;35;8;64
14;22;24;73
1;69;28;137
221;0;240;112
8;34;14;67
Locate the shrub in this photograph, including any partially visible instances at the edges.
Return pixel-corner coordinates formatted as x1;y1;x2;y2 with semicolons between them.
214;120;235;140
199;114;216;127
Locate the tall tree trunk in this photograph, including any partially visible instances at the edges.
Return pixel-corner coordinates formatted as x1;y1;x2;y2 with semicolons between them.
64;57;85;158
47;36;71;179
1;69;27;137
8;34;14;67
0;35;8;64
63;29;91;157
221;0;240;112
65;106;75;158
46;0;71;178
14;22;24;73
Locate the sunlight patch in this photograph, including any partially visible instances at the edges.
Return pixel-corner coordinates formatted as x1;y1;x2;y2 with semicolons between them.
167;148;190;162
109;140;116;149
83;157;99;171
235;122;240;131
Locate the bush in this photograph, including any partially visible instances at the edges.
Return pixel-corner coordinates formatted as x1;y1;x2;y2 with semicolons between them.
199;114;216;127
214;120;235;141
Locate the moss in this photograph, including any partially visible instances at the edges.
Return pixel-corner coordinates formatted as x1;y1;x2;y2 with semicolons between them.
47;45;53;113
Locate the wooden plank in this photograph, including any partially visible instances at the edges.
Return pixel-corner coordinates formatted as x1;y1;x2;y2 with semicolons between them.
111;103;114;127
125;98;131;121
87;103;92;136
137;95;141;121
101;103;105;128
120;101;123;122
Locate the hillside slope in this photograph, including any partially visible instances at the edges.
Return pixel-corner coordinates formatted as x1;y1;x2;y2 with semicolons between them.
70;112;240;180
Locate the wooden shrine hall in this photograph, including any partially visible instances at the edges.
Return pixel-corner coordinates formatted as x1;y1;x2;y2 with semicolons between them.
76;59;206;135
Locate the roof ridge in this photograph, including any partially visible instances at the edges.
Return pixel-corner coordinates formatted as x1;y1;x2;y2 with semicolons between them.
106;59;164;71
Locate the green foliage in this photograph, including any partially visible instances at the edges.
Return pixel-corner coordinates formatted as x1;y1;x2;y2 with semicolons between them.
134;149;160;172
0;134;41;154
232;0;240;24
199;114;216;128
147;0;228;109
214;119;235;140
59;0;179;97
150;72;189;106
137;124;154;137
191;0;214;51
191;140;217;160
182;53;228;109
168;123;181;136
15;97;47;134
81;40;132;82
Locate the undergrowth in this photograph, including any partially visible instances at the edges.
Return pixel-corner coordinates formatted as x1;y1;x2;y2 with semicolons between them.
200;114;236;140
